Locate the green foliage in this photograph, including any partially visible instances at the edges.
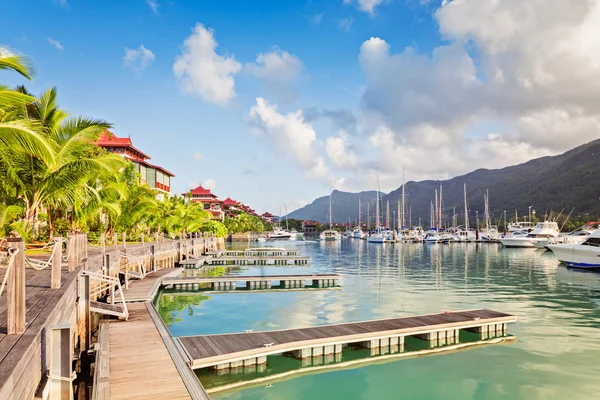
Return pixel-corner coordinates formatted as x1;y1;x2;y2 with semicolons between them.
224;213;266;233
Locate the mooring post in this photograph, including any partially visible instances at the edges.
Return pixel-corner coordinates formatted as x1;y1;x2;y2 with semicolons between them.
103;254;110;276
49;324;73;399
122;232;126;249
78;273;90;352
6;238;25;335
100;233;105;254
150;244;156;272
51;237;62;289
177;241;182;263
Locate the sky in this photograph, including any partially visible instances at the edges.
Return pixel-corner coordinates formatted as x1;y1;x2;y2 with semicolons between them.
2;0;600;214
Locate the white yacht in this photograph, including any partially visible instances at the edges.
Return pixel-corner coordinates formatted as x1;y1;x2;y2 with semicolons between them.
507;221;535;233
320;182;341;241
500;221;560;248
454;230;476;242
548;229;600;268
352;227;365;239
269;227;292;240
423;230;442;244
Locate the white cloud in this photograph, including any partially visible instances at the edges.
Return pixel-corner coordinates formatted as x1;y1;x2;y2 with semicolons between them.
338;17;354;32
203;178;217;190
344;0;384;14
247;97;328;179
247;48;303;104
173;23;241;106
351;0;600;184
123;45;155;72
192;152;205;161
47;38;63;50
325;132;357;169
146;0;159;15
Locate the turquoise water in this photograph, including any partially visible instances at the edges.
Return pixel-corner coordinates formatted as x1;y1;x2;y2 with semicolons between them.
157;240;600;399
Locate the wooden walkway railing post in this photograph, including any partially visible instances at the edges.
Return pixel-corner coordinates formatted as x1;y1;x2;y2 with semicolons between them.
49;324;73;399
100;233;105;254
52;237;62;289
122;232;126;250
113;233;118;251
78;273;90;352
6;237;25;335
68;234;76;271
150;245;156;272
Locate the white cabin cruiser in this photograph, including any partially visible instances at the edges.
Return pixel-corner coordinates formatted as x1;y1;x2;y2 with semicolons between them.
548;229;600;268
320;230;341;241
352;227;365;239
500;221;559;248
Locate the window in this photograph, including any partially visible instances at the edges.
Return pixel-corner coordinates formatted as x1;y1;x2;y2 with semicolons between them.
147;168;156;188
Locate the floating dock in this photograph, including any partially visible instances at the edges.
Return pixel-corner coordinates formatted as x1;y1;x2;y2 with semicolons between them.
178;309;517;370
162;274;341;290
207;256;310;266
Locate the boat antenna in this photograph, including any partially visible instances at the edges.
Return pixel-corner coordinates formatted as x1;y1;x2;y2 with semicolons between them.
559;208;575;231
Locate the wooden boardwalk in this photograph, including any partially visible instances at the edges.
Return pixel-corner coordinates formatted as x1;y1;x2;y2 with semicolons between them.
0;266;79;399
106;303;208;399
119;268;183;302
179;309;517;369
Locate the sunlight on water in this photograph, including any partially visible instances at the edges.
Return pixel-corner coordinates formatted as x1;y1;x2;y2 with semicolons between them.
157;241;600;400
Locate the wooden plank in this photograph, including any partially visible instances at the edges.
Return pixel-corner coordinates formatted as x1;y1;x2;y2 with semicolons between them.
92;322;110;400
108;303;192;400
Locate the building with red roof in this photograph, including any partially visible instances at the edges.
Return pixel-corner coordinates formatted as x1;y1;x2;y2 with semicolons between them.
97;131;174;200
184;185;224;220
302;220;318;233
261;212;275;223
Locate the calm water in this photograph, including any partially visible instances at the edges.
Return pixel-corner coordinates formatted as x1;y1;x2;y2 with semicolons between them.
157;240;600;399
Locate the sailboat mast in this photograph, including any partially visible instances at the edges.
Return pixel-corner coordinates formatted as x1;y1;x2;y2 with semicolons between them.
358;198;361;227
439;185;443;231
375;178;380;230
329;181;333;229
367;203;370;230
386;200;390;229
397;200;401;231
401;167;405;228
285;203;289;231
434;190;438;230
464;183;469;231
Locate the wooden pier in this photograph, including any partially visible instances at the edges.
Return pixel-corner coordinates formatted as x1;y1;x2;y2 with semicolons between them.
95;303;209;400
207;256;310;266
162;274;341;290
178;309;517;370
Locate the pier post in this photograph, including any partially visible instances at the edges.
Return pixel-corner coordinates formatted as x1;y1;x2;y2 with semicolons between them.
78;273;90;352
100;233;105;254
67;234;76;271
6;238;25;335
51;237;62;289
49;324;73;399
177;241;182;263
150;245;156;272
122;232;126;249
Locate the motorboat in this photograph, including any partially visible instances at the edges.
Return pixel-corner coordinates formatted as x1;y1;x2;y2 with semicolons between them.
454;230;476;242
256;235;267;242
320;230;341;241
548;229;600;268
367;232;385;243
507;221;535;233
352;227;365;239
269;228;292;240
423;231;441;244
500;221;559;248
480;227;501;242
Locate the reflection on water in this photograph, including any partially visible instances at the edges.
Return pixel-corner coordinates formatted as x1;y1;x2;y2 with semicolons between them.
157;241;600;400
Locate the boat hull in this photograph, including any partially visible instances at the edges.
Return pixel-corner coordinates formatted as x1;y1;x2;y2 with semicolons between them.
548;244;600;268
500;238;537;248
367;236;385;243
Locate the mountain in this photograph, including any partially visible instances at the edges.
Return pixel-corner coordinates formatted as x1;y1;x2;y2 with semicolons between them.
287;190;383;224
289;138;600;225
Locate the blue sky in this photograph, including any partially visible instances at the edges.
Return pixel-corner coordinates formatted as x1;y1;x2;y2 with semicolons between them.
2;0;599;214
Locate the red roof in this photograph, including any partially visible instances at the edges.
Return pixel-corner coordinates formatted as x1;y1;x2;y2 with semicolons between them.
222;197;240;206
194;198;223;203
97;131;151;160
188;185;216;196
302;220;318;226
261;212;274;218
208;209;224;217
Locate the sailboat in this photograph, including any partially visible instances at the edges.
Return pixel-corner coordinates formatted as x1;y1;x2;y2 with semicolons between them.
320;182;341;241
352;199;365;238
367;175;385;243
454;183;476;242
480;191;500;242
